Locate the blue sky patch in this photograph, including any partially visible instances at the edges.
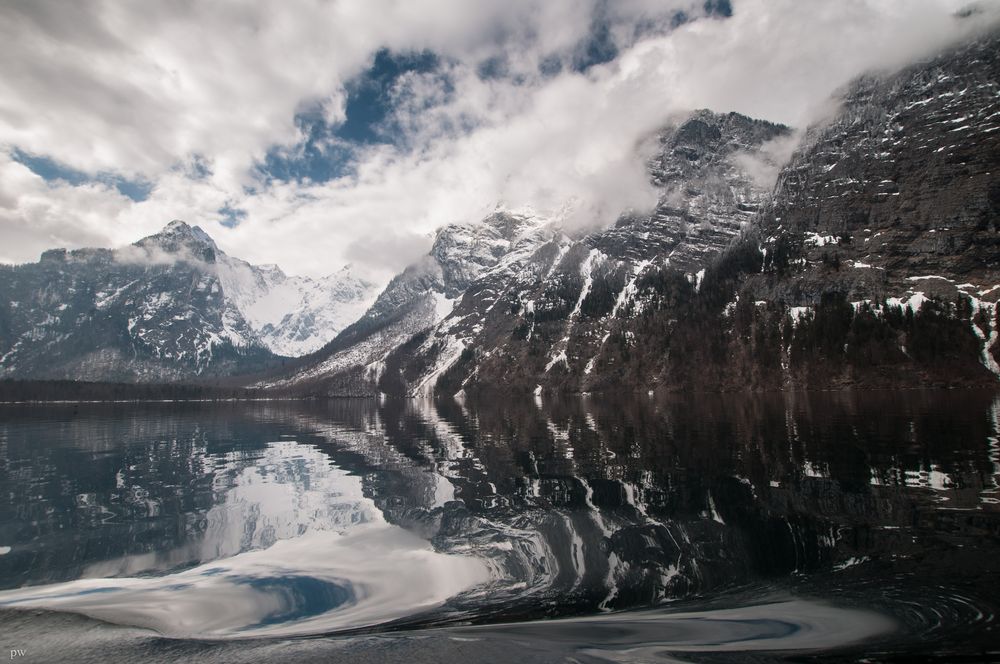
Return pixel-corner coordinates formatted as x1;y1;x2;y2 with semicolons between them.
572;14;619;72
12;149;153;201
218;203;247;228
257;121;359;184
339;48;440;144
258;48;441;186
571;0;733;73
704;0;733;18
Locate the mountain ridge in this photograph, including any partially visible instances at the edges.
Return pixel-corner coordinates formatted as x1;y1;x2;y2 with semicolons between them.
422;30;1000;396
266;109;792;396
271;30;1000;397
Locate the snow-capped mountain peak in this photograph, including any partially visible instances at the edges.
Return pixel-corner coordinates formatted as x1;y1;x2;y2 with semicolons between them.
216;253;379;357
0;220;381;382
138;219;218;251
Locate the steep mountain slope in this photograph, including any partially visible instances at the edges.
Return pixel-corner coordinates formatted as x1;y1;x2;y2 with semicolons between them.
0;221;376;382
387;30;1000;396
725;28;1000;389
755;31;1000;299
377;111;791;396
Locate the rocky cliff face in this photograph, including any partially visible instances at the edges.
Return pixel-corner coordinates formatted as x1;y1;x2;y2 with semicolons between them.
373;31;1000;397
0;221;376;382
724;29;1000;390
754;29;1000;300
268;110;788;396
593;109;792;269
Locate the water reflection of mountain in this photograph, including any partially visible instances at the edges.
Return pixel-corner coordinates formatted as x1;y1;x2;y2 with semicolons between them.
324;391;1000;623
1;391;998;635
0;405;378;587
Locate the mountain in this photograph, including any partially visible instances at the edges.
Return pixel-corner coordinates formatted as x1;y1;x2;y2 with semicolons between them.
216;256;377;357
722;30;1000;390
267;110;791;396
0;221;377;382
262;210;557;394
9;32;998;395
376;30;1000;396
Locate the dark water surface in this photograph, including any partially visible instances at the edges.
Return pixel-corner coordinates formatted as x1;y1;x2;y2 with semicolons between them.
0;391;998;662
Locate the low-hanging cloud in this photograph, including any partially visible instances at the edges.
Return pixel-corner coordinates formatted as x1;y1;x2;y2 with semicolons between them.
730;132;804;191
0;0;997;282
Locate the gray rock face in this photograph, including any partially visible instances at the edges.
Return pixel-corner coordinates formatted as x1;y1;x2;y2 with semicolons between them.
723;30;1000;389
593;110;791;269
0;221;376;382
756;30;1000;301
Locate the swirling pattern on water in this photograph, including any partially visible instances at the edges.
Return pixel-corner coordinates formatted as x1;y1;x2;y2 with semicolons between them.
0;389;998;659
0;526;488;638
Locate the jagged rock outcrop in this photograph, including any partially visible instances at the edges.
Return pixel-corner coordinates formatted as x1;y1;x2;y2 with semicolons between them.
592;109;791;269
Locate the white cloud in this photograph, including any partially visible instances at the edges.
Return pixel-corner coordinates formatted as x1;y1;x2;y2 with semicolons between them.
0;154;133;264
0;0;996;280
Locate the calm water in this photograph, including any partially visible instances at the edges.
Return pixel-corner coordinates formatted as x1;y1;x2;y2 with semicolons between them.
0;391;998;662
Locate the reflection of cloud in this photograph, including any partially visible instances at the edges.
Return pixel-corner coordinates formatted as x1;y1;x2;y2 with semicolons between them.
0;440;489;638
1;526;489;638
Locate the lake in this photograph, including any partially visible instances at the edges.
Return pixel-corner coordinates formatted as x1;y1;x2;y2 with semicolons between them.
1;390;998;662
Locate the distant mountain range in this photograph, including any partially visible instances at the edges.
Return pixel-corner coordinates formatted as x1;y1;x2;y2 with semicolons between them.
3;31;999;394
0;221;377;382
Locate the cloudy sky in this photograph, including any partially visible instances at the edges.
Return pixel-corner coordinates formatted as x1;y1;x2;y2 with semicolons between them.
0;0;995;281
